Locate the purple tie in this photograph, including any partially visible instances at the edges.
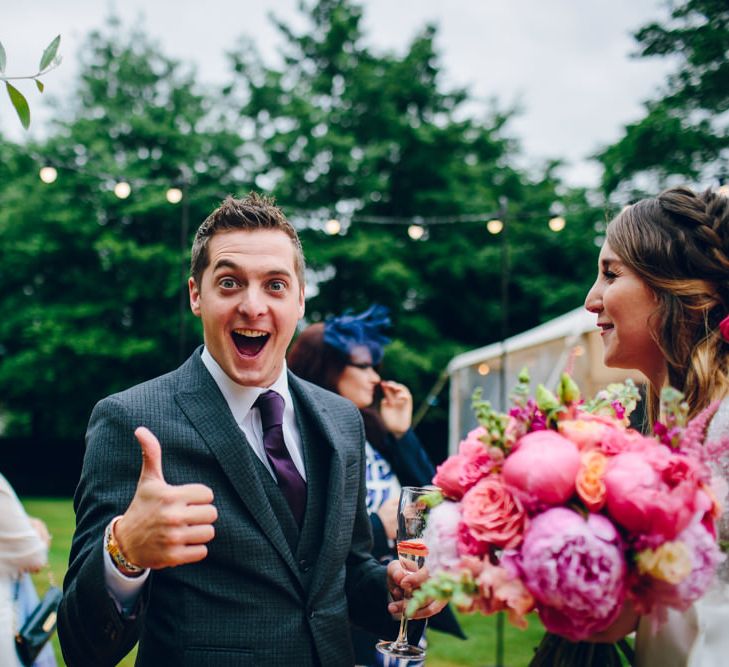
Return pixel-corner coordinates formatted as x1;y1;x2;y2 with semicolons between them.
254;390;306;526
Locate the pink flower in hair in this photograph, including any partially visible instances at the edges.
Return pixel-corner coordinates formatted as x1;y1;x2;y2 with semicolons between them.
720;314;729;342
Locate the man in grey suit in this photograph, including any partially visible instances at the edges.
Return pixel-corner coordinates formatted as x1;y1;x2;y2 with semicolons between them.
58;193;444;666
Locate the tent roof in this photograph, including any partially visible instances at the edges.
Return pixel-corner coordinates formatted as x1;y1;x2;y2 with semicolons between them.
447;307;597;374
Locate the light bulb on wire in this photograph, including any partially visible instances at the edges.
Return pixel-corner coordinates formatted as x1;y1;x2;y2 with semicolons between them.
486;219;503;235
166;188;183;204
407;224;425;240
39;166;57;184
114;181;132;199
324;219;341;235
548;216;566;232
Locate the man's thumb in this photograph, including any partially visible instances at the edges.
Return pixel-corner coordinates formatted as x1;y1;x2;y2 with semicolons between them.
135;426;165;482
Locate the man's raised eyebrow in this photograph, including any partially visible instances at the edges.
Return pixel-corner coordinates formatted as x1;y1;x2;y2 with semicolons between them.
212;258;239;272
211;258;293;278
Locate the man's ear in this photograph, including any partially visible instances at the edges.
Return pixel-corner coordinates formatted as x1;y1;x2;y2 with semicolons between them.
298;285;305;319
189;277;201;317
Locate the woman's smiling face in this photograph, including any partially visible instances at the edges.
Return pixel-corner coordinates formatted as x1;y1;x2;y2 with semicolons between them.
585;241;666;386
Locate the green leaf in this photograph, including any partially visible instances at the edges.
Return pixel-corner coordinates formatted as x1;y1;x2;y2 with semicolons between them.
0;41;6;73
6;82;30;129
35;79;44;93
39;35;61;72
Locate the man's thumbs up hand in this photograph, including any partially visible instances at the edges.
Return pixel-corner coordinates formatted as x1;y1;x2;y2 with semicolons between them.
112;427;218;571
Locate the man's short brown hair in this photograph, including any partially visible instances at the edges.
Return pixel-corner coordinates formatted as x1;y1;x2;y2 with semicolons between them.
190;192;305;287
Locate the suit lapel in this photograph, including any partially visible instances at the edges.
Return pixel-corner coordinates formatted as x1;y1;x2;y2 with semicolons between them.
174;352;300;578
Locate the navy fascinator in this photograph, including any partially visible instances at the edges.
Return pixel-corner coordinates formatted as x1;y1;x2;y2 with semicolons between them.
323;305;391;364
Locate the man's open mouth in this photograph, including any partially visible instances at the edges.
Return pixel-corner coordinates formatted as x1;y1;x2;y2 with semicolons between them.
232;328;270;357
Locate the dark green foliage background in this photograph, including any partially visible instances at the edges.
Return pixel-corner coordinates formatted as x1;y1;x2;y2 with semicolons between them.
2;0;723;463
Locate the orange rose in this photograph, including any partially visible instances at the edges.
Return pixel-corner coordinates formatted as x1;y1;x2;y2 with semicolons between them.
576;450;607;511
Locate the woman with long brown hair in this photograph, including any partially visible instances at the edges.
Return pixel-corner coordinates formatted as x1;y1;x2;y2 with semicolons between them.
584;185;729;665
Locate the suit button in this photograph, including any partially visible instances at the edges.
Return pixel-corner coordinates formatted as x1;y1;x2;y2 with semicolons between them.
299;559;310;573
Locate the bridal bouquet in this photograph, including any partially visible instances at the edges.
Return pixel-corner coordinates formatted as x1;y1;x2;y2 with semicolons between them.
412;371;728;643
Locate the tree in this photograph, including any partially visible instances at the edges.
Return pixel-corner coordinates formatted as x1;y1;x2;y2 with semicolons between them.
0;21;244;438
226;0;600;456
598;0;729;199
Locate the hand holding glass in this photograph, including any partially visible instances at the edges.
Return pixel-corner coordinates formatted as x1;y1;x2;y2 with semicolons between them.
376;486;431;660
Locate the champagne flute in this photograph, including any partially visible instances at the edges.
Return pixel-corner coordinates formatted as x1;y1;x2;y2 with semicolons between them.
376;485;431;660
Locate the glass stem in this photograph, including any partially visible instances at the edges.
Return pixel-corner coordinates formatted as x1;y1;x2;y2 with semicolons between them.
393;610;409;649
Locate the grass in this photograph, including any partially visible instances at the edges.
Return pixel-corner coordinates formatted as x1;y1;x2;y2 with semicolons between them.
23;497;547;666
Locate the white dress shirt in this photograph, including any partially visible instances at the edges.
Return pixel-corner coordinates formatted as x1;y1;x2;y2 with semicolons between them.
104;347;304;613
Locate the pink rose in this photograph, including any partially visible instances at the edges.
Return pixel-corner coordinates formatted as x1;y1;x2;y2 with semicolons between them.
457;521;490;557
460;477;526;550
604;446;705;539
434;427;499;499
558;418;611;451
558;412;635;453
433;456;471;499
502;430;581;509
475;561;535;629
460;427;490;455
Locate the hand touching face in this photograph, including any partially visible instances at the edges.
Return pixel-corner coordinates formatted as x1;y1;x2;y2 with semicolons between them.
379;381;413;439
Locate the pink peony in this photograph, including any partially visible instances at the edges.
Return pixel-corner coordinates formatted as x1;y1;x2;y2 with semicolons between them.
502;430;581;510
632;521;725;616
515;507;626;641
603;443;706;540
422;501;463;574
433;427;498;499
460;477;526;550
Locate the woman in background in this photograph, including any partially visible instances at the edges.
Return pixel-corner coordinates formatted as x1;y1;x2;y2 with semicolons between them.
288;305;464;666
0;472;54;667
584;185;729;666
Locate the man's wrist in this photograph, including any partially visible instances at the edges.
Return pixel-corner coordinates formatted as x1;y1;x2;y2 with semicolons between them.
105;516;145;577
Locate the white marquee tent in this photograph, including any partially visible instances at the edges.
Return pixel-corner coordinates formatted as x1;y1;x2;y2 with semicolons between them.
446;307;646;453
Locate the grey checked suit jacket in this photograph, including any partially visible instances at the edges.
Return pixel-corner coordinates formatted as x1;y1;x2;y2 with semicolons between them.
58;348;397;666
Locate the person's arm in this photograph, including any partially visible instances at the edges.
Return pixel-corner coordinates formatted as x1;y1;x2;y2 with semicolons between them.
58;398;217;667
345;409;396;637
378;381;435;487
58;397;151;667
344;407;445;636
0;475;48;572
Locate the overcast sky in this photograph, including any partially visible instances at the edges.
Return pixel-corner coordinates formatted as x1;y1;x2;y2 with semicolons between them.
2;0;674;187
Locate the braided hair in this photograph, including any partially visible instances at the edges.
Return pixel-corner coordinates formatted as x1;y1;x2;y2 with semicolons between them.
606;186;729;424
